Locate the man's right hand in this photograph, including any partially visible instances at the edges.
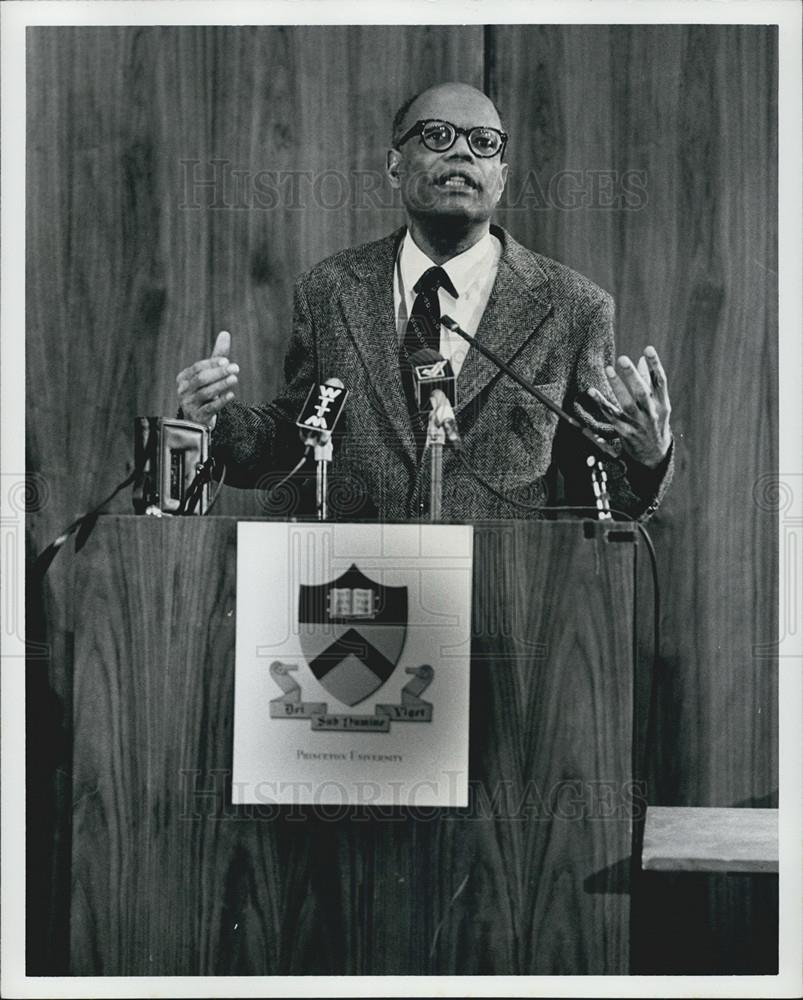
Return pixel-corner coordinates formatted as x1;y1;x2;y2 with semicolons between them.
176;330;239;429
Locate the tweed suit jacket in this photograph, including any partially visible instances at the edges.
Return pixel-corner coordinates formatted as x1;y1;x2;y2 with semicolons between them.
212;225;672;521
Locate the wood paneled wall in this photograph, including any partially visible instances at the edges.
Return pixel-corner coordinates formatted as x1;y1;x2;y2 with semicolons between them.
490;24;778;811
25;25;778;974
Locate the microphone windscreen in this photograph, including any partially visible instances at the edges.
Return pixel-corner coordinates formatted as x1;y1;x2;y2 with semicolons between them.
408;349;456;412
296;378;349;436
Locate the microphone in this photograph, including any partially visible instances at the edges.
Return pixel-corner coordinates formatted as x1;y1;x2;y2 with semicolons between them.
440;315;617;459
429;389;462;450
296;377;348;521
408;348;457;412
296;377;348;447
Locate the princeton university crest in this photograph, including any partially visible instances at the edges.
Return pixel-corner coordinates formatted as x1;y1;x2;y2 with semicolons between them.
269;564;434;732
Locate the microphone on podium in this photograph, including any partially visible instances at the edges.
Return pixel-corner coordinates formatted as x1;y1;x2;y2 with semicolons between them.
408;348;461;451
295;377;349;521
296;377;348;447
428;389;462;450
406;350;461;522
408;348;456;410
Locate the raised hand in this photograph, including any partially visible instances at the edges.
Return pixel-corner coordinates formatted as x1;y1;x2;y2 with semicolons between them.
176;330;239;429
589;346;672;468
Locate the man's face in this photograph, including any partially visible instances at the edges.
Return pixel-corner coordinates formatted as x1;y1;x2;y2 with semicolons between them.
387;85;509;225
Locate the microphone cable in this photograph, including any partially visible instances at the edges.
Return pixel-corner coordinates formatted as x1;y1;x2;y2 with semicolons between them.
204;462;227;514
32;453;232;580
31;466;140;580
256;446;312;508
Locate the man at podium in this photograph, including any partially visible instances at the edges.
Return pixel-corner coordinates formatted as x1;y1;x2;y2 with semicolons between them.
176;82;673;521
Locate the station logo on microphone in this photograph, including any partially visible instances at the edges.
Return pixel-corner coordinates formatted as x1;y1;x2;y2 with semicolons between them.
233;522;473;807
295;380;348;436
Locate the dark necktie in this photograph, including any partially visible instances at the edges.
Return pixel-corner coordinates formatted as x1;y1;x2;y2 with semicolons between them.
402;265;457;358
400;266;458;447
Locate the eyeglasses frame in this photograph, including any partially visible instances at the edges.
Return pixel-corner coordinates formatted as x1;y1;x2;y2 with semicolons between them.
395;118;509;159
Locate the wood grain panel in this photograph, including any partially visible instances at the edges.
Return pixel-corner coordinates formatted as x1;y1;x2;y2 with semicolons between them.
489;22;778;809
70;517;635;974
492;25;620;293
26;28;221;970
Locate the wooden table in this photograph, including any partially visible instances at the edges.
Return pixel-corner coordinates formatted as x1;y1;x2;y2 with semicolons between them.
642;806;779;874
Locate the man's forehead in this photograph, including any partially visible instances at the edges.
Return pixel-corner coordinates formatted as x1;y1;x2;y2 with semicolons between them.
407;85;501;128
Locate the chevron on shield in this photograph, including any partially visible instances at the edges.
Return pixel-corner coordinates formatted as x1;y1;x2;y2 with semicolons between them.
298;564;408;706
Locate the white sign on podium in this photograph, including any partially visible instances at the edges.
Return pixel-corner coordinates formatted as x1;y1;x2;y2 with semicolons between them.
233;522;473;807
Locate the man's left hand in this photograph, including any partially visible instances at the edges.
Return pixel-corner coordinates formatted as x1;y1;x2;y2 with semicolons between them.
589;346;672;468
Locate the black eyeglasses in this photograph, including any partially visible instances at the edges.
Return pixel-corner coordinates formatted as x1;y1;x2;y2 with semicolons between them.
396;119;508;158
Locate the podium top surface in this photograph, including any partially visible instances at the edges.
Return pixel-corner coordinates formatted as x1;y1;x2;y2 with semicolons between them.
94;513;637;528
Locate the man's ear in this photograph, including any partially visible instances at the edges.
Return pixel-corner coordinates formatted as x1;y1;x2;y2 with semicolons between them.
495;162;509;205
386;148;402;189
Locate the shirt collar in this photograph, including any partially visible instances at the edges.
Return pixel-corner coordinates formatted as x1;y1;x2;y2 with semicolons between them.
398;228;497;301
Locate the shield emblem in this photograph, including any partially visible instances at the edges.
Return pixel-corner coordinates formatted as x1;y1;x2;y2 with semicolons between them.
298;564;408;706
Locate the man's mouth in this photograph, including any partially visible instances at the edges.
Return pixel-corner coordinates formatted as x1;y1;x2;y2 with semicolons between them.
434;171;479;191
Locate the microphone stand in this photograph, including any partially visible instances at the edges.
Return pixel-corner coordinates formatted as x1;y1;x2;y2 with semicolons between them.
441;314;616;519
426;412;446;522
313;436;333;521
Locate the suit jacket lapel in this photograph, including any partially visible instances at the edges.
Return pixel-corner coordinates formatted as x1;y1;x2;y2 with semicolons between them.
456;229;553;416
337;227;417;461
335;225;552;456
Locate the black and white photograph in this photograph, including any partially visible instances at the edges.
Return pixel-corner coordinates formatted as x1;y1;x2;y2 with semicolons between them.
2;0;801;996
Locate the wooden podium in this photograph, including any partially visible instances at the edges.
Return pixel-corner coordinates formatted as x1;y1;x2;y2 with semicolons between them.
68;516;637;975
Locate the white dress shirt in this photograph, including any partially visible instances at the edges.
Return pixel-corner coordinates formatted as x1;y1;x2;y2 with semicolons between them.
393;229;502;377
